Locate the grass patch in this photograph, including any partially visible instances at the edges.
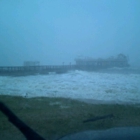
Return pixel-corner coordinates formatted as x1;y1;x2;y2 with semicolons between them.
0;95;140;140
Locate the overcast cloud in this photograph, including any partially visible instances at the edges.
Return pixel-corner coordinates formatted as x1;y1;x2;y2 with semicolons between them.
0;0;140;66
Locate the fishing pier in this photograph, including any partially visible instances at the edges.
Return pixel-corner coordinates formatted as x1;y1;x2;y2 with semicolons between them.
0;54;129;76
0;65;75;76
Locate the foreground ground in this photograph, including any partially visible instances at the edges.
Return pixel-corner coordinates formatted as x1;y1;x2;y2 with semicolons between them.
0;95;140;140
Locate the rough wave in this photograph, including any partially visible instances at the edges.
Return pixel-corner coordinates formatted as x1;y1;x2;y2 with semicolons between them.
0;68;140;104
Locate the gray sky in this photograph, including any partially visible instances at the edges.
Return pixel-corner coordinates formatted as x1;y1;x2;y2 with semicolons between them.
0;0;140;66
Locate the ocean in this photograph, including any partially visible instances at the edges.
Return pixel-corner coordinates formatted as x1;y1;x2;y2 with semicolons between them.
0;67;140;104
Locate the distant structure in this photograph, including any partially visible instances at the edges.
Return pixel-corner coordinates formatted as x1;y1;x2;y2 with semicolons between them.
75;54;129;70
23;61;40;67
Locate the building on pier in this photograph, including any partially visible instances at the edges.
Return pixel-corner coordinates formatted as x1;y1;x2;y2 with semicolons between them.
75;54;129;70
23;61;40;67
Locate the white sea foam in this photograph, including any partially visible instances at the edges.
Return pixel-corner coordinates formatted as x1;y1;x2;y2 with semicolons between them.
0;70;140;104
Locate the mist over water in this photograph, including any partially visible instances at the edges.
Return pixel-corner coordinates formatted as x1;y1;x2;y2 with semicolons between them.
0;0;140;66
0;1;140;105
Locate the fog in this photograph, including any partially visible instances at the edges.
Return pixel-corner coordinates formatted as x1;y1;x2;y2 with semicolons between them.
0;0;140;66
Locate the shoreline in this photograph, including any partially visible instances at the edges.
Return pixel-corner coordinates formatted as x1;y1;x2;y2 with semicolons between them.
1;95;140;105
76;98;140;105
